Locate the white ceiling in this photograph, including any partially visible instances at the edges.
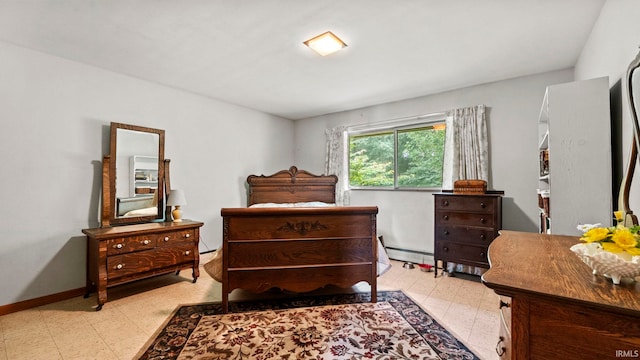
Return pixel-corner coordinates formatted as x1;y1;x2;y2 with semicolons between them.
0;0;605;120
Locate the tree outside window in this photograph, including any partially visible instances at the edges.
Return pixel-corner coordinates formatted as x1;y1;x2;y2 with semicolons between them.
349;124;446;189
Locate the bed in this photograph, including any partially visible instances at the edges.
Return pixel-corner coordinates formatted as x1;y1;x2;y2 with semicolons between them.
218;166;381;312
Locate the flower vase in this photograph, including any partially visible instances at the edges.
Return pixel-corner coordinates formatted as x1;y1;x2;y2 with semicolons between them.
570;243;640;284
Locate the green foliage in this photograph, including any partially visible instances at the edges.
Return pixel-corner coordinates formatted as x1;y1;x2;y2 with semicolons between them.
349;126;445;188
349;132;394;186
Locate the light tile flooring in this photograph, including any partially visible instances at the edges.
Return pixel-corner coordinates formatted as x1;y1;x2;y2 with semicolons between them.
0;256;501;360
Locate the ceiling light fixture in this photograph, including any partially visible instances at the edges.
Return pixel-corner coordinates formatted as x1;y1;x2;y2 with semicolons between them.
303;31;347;56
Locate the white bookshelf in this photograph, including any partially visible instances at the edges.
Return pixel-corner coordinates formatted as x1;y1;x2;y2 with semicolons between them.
537;77;612;236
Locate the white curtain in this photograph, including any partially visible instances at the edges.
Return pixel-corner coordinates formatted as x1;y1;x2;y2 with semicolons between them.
325;126;349;205
442;104;489;189
442;105;489;276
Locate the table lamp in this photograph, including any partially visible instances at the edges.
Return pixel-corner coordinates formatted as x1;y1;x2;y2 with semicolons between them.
166;189;187;222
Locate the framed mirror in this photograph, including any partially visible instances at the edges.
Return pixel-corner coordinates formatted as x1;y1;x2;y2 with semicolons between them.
105;122;165;226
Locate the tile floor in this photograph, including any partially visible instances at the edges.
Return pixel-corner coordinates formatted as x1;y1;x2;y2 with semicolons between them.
0;256;501;360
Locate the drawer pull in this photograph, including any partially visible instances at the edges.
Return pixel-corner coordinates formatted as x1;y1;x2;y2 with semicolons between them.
496;336;506;356
480;202;486;208
443;247;449;252
164;236;170;242
115;264;124;270
185;250;191;255
480;252;485;257
143;239;150;245
185;234;190;238
443;230;449;236
480;234;486;240
480;218;486;224
443;215;449;221
113;243;123;249
442;200;449;206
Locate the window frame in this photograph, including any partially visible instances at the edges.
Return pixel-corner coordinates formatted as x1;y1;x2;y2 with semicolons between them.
347;113;447;191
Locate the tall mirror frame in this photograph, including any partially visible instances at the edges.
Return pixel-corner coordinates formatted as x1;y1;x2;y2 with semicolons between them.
620;48;640;226
102;122;165;226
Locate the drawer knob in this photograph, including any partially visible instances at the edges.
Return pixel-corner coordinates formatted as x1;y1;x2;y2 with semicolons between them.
164;236;170;241
499;300;510;309
443;230;449;236
480;218;486;224
480;234;486;240
443;247;449;252
480;252;485;257
143;239;150;245
442;200;449;206
185;234;190;238
443;215;449;221
480;202;486;208
185;250;191;255
496;336;506;356
114;243;123;249
116;264;124;270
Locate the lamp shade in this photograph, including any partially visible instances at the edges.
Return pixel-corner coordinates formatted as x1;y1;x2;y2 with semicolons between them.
166;189;187;206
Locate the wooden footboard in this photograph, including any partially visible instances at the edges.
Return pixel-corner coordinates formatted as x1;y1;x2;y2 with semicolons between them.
220;206;378;312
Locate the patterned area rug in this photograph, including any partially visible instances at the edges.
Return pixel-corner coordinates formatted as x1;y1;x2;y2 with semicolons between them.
136;291;479;360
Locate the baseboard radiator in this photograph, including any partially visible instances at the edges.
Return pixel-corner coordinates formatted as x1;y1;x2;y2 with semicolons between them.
384;246;434;265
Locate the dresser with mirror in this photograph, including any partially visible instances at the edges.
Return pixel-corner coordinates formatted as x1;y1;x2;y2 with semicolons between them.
82;122;203;311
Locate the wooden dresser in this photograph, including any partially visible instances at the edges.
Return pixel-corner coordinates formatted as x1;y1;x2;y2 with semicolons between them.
482;231;640;359
83;220;204;310
433;191;503;277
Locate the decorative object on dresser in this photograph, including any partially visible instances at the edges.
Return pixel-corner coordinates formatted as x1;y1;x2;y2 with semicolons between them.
433;190;503;277
572;216;640;285
218;166;379;313
482;231;640;360
166;189;187;222
453;179;487;194
83;122;203;310
536;77;612;235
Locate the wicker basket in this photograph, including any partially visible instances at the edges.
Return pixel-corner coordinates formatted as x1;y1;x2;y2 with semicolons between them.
453;179;487;194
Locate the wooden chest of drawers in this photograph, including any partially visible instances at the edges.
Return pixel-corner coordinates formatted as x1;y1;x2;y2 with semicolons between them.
433;192;503;276
83;220;203;310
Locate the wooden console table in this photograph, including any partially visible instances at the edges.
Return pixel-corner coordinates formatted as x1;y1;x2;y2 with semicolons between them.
83;220;203;310
482;230;640;359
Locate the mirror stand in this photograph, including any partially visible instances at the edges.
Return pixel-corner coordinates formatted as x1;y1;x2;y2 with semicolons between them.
101;155;112;227
164;159;172;222
619;48;640;226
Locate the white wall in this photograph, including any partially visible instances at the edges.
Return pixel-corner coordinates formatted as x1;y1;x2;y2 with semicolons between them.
294;70;574;261
0;41;295;307
575;0;640;213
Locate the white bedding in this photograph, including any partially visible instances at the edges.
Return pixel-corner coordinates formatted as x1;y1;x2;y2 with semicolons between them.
123;206;158;217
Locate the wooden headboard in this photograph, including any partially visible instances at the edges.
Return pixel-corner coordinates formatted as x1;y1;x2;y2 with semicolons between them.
246;166;338;206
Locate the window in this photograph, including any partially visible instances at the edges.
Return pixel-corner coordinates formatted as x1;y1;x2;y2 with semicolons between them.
348;122;446;189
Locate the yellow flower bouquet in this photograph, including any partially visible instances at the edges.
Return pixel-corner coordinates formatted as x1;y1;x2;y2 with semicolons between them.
571;212;640;284
578;224;640;257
